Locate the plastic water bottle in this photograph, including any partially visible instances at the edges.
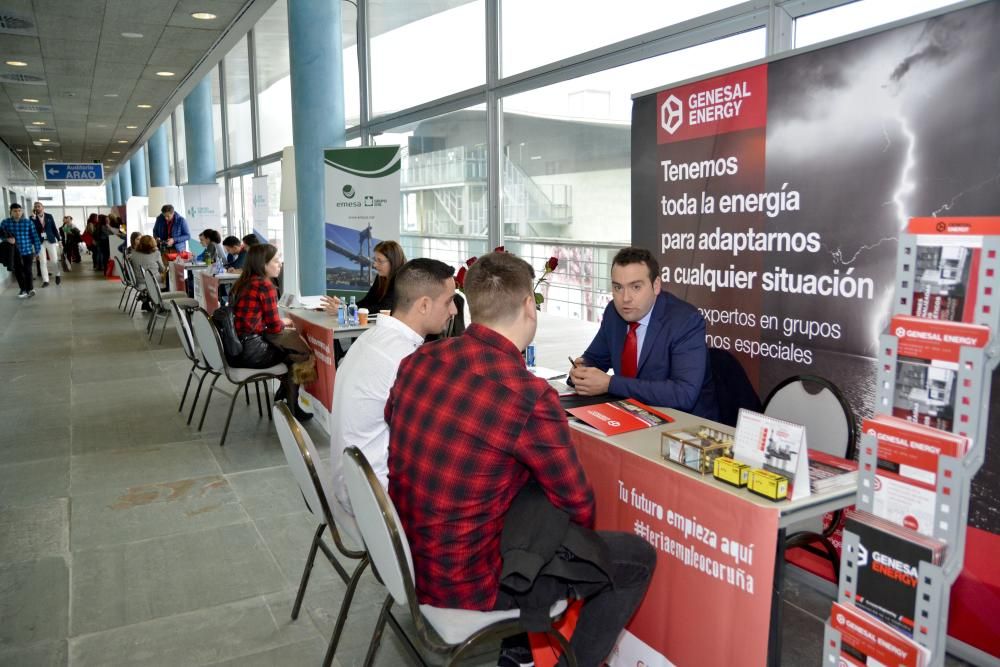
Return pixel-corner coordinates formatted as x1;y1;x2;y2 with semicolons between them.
336;298;346;325
524;343;536;369
348;296;358;326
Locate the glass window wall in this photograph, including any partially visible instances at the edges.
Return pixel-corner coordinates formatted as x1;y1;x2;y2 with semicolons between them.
165;117;176;185
211;66;225;170
369;1;486;117
375;106;489;267
174;108;187;185
502;0;744;76
255;0;293;156
225;35;254;165
500;30;765;320
794;0;963;47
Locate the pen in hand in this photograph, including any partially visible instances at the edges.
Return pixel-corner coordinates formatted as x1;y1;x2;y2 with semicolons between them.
568;356;578;369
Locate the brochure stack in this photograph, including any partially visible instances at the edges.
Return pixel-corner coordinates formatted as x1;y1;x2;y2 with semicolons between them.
823;218;1000;667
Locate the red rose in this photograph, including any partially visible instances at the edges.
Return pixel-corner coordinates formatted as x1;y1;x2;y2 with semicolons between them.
494;245;506;253
465;256;477;267
546;256;558;272
455;266;467;288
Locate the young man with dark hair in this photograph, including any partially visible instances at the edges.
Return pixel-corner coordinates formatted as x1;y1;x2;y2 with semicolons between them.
222;236;246;271
386;251;655;667
152;204;191;252
570;246;718;420
1;203;41;299
329;258;458;515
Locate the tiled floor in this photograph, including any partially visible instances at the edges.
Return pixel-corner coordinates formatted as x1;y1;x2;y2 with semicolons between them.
0;270;971;666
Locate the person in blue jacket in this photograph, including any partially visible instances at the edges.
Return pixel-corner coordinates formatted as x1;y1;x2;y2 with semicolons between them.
152;204;191;253
1;203;42;298
569;246;718;420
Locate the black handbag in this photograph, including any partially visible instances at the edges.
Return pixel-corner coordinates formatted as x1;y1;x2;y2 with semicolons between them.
211;305;243;358
237;333;285;369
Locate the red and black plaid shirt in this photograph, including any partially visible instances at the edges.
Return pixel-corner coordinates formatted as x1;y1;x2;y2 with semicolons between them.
232;275;284;337
385;323;594;610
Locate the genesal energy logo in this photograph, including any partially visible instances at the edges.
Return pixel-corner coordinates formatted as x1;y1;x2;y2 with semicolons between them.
656;64;768;144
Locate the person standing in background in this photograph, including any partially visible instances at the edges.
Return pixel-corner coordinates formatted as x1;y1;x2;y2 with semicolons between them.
152;204;191;253
1;203;41;298
61;216;80;267
30;201;61;286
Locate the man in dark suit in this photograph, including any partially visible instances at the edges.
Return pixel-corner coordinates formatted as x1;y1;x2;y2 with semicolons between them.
570;246;718;420
30;201;61;286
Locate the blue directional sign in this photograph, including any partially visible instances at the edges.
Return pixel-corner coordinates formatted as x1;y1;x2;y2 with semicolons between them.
43;162;105;182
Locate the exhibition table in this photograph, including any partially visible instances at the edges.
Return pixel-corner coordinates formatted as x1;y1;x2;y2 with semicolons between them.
167;260;209;293
567;409;855;667
193;271;238;315
283;308;371;432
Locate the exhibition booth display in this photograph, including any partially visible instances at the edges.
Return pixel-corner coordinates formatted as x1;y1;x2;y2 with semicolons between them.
822;217;1000;667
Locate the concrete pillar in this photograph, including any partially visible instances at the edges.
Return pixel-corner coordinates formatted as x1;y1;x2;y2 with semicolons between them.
112;171;122;206
130;146;147;196
120;158;133;201
105;179;114;206
288;0;346;294
183;77;217;185
148;124;170;187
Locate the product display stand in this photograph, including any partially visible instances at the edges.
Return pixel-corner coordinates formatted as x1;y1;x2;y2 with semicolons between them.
822;224;1000;667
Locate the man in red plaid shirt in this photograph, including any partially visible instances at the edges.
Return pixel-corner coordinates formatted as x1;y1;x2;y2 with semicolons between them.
386;251;655;667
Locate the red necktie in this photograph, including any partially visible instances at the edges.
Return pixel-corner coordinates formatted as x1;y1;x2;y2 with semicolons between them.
621;321;640;378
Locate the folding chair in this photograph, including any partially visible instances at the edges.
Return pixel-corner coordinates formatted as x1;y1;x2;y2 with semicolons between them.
122;258;147;317
170;300;211;416
188;307;286;447
764;374;857;580
273;402;370;667
341;446;576;667
114;256;133;311
141;266;196;344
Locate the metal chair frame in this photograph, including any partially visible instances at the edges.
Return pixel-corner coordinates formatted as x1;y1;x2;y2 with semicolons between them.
170;300;212;417
187;307;285;447
342;446;576;667
117;256;146;316
140;266;184;344
764;374;857;580
273;402;375;667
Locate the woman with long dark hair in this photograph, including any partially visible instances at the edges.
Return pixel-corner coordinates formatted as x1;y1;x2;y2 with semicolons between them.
321;239;406;314
94;214;111;272
358;240;405;311
229;244;316;421
83;213;99;269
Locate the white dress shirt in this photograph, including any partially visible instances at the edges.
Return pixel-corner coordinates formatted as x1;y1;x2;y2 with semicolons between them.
329;314;425;513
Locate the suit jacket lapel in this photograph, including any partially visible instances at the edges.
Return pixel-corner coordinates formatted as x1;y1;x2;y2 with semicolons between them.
637;294;666;372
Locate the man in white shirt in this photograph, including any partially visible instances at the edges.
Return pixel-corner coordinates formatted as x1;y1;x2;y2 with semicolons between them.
329;258;458;513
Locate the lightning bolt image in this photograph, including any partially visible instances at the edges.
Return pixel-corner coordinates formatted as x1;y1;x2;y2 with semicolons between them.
829;237;897;266
889;114;917;231
869;113;917;351
932;168;1000;216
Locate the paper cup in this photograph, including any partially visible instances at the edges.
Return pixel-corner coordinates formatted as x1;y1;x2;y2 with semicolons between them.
358;308;369;326
379;309;391;318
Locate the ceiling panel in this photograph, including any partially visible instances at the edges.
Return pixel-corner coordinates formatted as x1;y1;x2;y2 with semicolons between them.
40;38;100;62
147;45;204;68
159;26;222;52
34;15;103;36
1;0;261;168
103;0;177;26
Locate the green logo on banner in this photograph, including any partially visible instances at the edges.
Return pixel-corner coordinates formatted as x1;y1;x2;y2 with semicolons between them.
343;184;356;199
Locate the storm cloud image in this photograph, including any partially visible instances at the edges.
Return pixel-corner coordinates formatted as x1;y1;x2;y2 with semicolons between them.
764;2;1000;532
